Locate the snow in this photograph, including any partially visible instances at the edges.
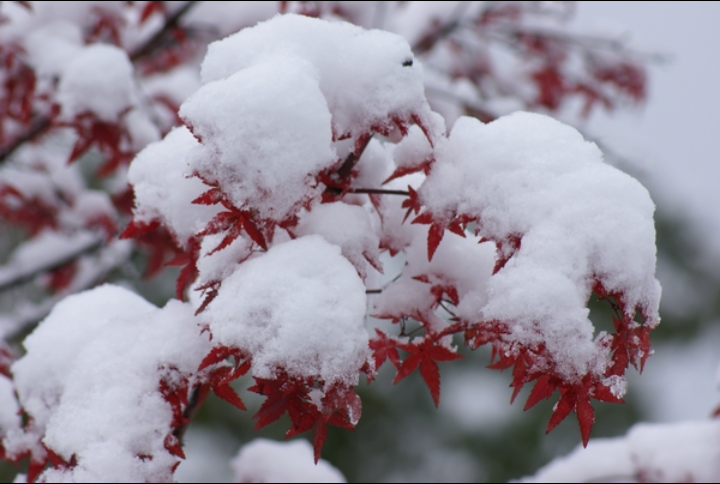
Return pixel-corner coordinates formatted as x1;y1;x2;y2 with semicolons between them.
0;375;20;441
199;13;432;142
128;126;218;244
23;21;84;77
201;236;369;386
180;55;335;224
57;44;136;123
0;231;100;290
420;112;661;380
295;202;381;280
523;420;720;483
230;439;346;483
11;285;211;482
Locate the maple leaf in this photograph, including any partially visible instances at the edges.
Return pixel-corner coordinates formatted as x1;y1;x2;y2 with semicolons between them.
394;338;463;407
197;208;268;253
412;211;470;261
198;346;251;411
369;329;401;376
165;238;200;301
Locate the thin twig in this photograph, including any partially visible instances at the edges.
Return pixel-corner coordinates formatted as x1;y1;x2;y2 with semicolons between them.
413;0;472;53
0;117;51;165
130;1;200;62
351;188;410;197
0;236;104;293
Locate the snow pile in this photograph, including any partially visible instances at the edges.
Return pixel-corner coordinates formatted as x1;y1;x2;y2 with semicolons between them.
420;112;661;379
127;126;218;244
199;13;430;141
202;236;369;386
57;44;136;122
523;420;720;483
10;285;210;482
231;439;346;483
180;55;335;223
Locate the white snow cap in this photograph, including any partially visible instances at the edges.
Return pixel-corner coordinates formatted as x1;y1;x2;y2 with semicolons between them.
180;55;335;223
523;420;720;483
202;235;369;386
231;439;346;483
57;43;136;122
11;285;210;482
200;13;429;140
127;126;218;244
420;112;661;380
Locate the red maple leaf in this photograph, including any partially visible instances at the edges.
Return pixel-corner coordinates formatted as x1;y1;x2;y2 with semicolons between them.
369;329;401;375
412;211;470;261
394;338;463;407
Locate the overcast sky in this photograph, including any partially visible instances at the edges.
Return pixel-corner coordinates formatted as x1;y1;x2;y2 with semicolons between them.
575;2;720;248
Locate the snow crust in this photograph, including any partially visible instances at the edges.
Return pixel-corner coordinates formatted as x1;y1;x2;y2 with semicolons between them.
10;285;210;482
202;236;369;386
231;438;346;483
420;112;661;379
57;44;136;122
127;126;218;244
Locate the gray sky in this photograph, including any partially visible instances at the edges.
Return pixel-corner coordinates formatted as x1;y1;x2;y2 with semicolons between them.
576;2;720;248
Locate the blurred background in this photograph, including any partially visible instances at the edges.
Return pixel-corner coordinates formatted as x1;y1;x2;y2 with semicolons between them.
1;2;719;482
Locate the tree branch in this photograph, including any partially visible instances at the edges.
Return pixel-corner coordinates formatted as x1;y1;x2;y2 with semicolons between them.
0;235;104;293
350;188;410;197
0;1;201;166
130;1;200;62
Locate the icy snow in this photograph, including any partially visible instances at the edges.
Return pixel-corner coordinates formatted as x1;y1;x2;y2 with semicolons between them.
420;112;661;380
231;439;346;483
202;236;369;386
127;126;218;244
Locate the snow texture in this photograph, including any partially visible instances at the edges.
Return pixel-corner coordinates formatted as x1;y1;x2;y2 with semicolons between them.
127;126;218;244
202;236;369;386
523;420;720;483
57;44;136;122
231;438;346;483
295;202;381;280
199;13;431;141
181;54;335;223
11;285;210;482
420;112;661;380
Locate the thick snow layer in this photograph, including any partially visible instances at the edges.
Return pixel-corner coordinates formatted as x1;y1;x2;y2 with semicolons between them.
12;285;210;482
202;235;369;386
200;13;430;141
57;44;136;122
128;126;218;244
523;420;720;483
23;21;84;77
420;112;661;380
231;439;346;483
180;55;335;223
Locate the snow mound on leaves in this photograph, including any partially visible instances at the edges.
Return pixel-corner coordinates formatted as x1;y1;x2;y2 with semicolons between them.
127;126;218;244
200;13;428;140
421;112;661;380
203;235;369;386
11;285;210;482
231;438;345;483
